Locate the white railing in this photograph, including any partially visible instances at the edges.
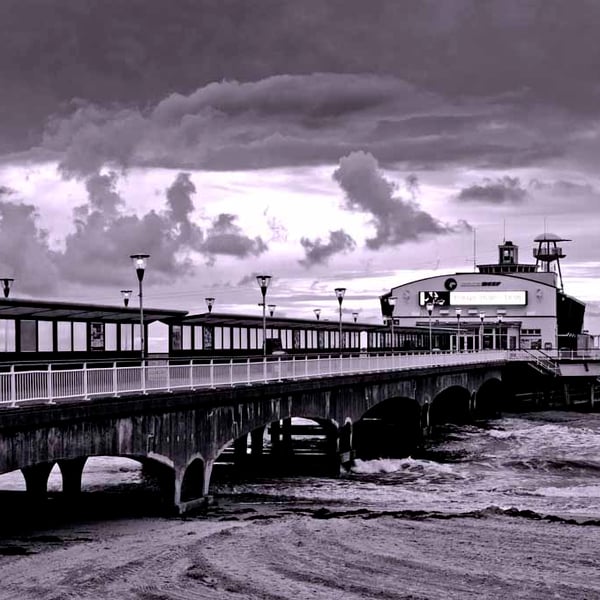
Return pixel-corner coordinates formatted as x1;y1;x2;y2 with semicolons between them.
0;349;515;407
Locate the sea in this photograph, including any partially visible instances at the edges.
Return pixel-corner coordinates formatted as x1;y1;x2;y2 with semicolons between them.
1;409;598;523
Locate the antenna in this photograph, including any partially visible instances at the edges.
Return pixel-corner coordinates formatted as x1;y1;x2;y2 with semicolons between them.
503;219;506;244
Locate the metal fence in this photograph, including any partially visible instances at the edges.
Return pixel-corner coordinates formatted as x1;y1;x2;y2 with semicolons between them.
0;349;520;407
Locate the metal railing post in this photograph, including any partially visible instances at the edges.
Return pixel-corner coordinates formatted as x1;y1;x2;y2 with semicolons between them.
230;359;234;387
141;359;147;394
166;360;171;392
210;359;215;389
47;364;54;404
83;362;88;400
246;358;251;385
190;360;195;390
277;356;282;382
263;356;267;382
9;365;16;407
113;361;118;397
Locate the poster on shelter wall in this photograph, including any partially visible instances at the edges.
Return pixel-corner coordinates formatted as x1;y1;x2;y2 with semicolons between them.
172;325;182;351
90;322;105;351
203;326;214;350
293;330;301;350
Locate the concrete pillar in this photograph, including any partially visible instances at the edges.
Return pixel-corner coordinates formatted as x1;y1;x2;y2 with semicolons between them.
281;418;293;456
564;383;571;406
470;391;477;414
21;462;54;497
173;458;213;515
590;382;595;410
250;427;264;457
421;402;431;437
233;434;248;466
57;457;88;496
339;422;353;468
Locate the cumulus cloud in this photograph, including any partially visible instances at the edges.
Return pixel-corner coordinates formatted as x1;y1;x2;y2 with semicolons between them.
333;151;467;249
202;214;268;265
456;177;528;204
299;230;356;266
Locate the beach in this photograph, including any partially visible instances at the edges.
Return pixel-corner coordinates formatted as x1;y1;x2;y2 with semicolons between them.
0;499;599;599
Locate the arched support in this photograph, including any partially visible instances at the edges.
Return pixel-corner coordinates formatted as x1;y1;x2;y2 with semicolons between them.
57;457;88;496
174;457;213;515
21;462;54;498
339;421;354;469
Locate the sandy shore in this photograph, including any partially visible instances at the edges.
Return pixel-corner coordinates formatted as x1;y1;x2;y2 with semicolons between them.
0;500;599;599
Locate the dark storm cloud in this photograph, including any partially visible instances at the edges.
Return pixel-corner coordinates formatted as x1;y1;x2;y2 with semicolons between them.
456;177;528;204
202;214;268;265
4;1;600;173
0;200;60;295
299;230;357;267
333;151;469;250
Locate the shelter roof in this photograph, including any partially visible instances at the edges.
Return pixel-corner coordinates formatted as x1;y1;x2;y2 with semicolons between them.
0;298;188;323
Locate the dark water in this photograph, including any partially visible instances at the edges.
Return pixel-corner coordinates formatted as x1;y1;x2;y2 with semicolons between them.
212;411;600;522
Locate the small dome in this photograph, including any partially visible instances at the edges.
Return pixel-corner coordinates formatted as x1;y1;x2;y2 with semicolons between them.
534;232;571;242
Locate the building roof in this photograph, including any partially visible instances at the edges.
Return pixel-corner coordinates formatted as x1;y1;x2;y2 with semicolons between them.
0;298;188;324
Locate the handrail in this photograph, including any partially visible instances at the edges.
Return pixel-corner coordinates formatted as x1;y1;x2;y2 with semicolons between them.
0;350;507;407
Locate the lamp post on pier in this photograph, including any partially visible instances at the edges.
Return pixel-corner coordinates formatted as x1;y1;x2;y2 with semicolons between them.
121;289;132;307
256;275;271;357
314;308;321;320
426;302;434;352
497;314;503;349
205;297;215;313
335;287;346;356
479;311;486;351
1;278;13;299
268;304;276;317
130;254;149;361
388;296;397;350
456;308;462;352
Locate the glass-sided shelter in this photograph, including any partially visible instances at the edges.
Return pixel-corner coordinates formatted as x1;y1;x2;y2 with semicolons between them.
0;297;187;363
167;312;450;356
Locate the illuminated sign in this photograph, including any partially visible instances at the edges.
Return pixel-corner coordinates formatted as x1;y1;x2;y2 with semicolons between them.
419;290;527;306
450;290;527;306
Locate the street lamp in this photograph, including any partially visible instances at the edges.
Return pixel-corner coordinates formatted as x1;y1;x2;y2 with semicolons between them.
352;311;358;323
479;311;486;351
456;308;462;352
121;289;133;307
268;304;276;317
314;308;321;320
130;254;149;361
205;297;215;313
256;275;271;356
335;287;346;356
497;314;503;349
388;296;397;350
1;278;14;299
426;302;434;352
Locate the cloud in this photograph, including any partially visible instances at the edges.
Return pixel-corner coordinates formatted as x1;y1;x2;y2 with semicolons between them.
0;200;60;295
299;229;357;266
202;214;268;265
333;151;467;249
456;177;528;204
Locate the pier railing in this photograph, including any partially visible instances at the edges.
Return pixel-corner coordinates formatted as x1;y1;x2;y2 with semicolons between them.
0;350;508;407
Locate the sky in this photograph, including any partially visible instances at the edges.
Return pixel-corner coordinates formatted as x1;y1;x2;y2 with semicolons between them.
2;0;600;332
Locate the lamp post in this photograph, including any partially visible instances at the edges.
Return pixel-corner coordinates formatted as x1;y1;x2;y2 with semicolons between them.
335;287;346;356
205;297;215;313
352;311;358;323
1;278;13;299
1;278;13;353
426;302;433;352
497;314;503;350
130;254;149;361
479;311;485;351
388;296;397;350
314;308;321;320
256;275;271;356
268;304;276;317
121;289;132;307
456;308;462;352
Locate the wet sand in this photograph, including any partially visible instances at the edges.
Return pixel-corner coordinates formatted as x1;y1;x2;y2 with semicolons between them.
0;500;599;599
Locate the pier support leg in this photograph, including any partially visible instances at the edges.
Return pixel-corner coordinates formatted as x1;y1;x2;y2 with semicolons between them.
233;434;248;468
174;458;213;515
21;462;54;498
57;457;88;496
339;422;354;470
591;382;596;410
250;427;264;458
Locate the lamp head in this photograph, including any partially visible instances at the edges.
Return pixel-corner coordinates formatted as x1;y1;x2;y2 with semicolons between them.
334;287;346;305
121;289;133;307
426;302;434;315
205;297;215;313
268;304;276;317
130;254;150;281
314;308;321;320
256;275;272;295
1;278;14;299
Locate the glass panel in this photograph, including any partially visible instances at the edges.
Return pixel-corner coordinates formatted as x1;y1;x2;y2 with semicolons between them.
232;327;241;349
105;323;117;351
57;321;72;352
215;327;223;349
74;322;87;351
222;326;231;350
121;324;133;351
38;321;53;352
0;320;16;352
182;326;191;350
194;326;203;350
133;324;141;351
90;322;105;351
171;325;182;351
239;327;248;349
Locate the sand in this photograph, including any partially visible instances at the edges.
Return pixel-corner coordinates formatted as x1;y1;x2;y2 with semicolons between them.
0;501;599;599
